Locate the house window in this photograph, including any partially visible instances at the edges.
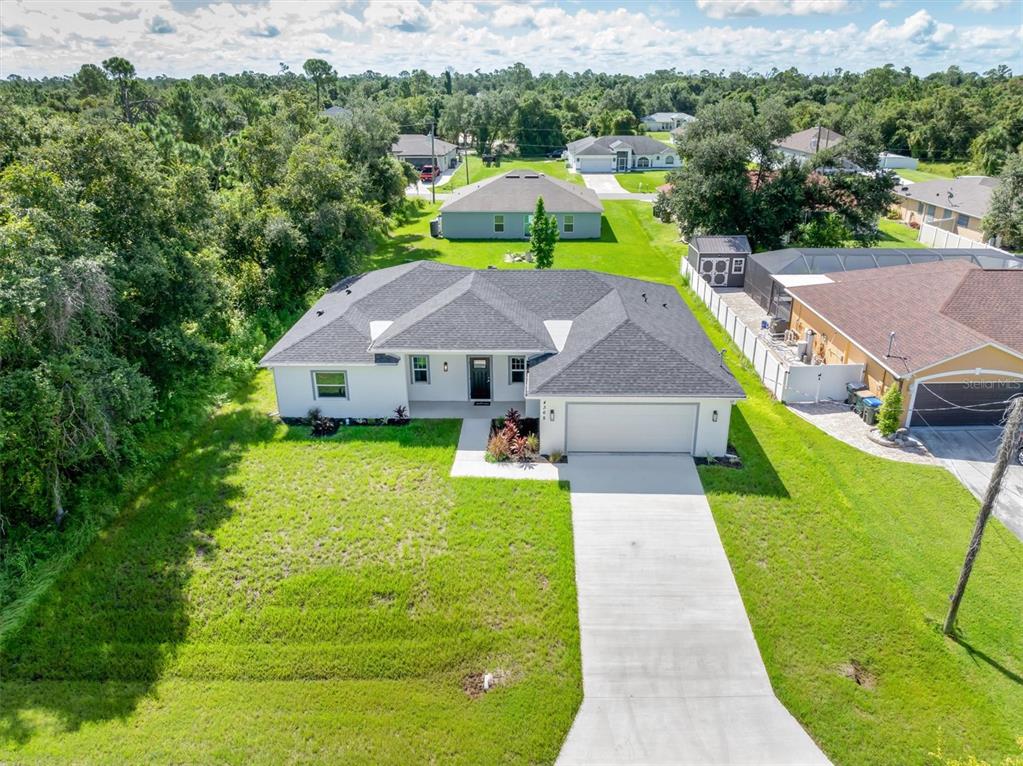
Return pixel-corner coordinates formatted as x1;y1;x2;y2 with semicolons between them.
509;356;526;384
563;215;574;234
956;212;970;228
494;215;505;233
637;157;650;168
916;201;925;214
732;258;745;275
665;155;675;164
524;214;533;237
410;355;430;384
313;371;348;399
925;204;936;221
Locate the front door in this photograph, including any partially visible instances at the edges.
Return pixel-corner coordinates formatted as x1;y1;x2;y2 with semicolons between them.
616;151;629;171
468;357;491;400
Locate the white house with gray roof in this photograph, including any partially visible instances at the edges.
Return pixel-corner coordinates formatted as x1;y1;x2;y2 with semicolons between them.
261;261;742;455
439;171;603;239
391;133;459;170
566;135;679;174
641;111;695;132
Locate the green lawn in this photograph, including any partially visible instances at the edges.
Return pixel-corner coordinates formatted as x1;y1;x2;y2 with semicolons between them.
439;155;580;191
376;199;685;283
898;160;975;183
0;375;581;765
645;131;673;142
897;168;949;183
614;170;668;193
873;217;925;248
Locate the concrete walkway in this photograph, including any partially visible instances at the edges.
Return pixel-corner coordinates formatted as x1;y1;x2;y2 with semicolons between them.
582;173;629;195
556;454;829;766
788;401;936;466
915;426;1023;542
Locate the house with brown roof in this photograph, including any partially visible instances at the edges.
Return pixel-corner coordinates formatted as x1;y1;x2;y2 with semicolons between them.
785;260;1023;426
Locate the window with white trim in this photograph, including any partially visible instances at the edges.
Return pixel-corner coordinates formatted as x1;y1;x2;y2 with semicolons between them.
494;215;505;233
665;155;675;164
509;356;526;384
732;258;745;275
313;370;348;398
410;355;430;384
637;156;650;168
563;215;574;234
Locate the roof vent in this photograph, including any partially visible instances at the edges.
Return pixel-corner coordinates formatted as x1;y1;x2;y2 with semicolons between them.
345;288;352;295
641;292;647;302
316;310;324;316
662;303;668;308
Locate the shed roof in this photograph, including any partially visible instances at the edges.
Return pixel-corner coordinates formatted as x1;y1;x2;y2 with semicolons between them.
690;235;751;256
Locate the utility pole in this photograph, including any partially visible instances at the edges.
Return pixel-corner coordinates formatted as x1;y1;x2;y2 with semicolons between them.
465;146;470;184
943;396;1023;635
430;122;436;204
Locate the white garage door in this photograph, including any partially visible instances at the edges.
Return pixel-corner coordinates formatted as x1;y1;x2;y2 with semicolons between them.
566;403;697;453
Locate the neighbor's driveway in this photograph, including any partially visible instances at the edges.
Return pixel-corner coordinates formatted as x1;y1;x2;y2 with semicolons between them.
915;427;1023;542
556;454;830;766
581;173;629;195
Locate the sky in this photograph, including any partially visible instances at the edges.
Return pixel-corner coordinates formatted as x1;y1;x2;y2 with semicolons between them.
1;0;1021;80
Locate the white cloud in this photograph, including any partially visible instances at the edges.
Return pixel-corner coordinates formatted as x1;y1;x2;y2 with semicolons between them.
0;1;1018;80
878;1;898;8
958;0;1013;10
696;0;851;19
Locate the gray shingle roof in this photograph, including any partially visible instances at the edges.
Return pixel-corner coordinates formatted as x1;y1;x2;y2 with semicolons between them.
567;135;675;157
894;175;1000;219
262;262;743;400
774;126;845;155
690;235;751;256
440;171;603;214
392;134;458;158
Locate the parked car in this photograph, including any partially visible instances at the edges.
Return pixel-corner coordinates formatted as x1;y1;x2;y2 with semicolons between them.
546;147;567;159
419;165;440;182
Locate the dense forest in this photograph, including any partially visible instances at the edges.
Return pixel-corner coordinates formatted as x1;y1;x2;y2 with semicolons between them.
1;60;1021;607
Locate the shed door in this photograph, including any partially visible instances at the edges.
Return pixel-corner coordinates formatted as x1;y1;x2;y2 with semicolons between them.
566;403;697;453
700;258;730;286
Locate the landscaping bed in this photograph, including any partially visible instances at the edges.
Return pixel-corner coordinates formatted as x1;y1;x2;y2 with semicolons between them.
486;409;542;463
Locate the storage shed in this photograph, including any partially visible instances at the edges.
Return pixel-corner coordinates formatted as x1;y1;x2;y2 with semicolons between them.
686;235;751;288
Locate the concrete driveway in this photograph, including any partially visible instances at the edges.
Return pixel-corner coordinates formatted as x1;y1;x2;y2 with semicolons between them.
582;173;629;195
915;427;1023;542
556;454;829;766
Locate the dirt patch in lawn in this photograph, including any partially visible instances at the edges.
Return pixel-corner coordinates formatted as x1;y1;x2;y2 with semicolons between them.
839;659;877;690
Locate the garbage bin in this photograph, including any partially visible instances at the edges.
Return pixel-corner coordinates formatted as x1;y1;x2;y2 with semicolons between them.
860;396;882;425
429;218;441;238
846;382;867;406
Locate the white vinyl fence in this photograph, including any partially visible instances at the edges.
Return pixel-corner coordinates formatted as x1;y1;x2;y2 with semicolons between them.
682;259;863;403
918;221;1010;253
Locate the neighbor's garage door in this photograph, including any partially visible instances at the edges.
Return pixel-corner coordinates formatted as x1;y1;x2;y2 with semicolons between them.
911;380;1023;426
566;403;697;453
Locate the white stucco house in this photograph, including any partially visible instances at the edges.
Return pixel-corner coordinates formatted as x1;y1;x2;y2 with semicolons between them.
261;262;743;456
566;135;679;174
641;111;695;132
439;171;603;240
391;133;459;170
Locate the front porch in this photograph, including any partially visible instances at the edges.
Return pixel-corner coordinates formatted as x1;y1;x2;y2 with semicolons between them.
408;400;526;419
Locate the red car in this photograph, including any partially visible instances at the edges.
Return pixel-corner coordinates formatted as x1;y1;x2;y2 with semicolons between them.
419;165;440;183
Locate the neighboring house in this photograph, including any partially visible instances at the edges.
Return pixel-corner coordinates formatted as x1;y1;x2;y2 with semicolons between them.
566;135;679;173
892;175;1000;244
785;260;1023;426
774;126;845;163
261;261;743;455
743;247;1022;325
391;134;459;170
641;111;695;132
321;105;352;120
686;235;751;288
878;152;918;171
439;171;603;240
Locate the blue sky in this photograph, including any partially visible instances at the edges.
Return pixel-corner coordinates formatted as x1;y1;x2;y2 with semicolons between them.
2;1;1021;79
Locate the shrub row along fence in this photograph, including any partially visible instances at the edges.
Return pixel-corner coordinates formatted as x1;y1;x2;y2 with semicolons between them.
681;259;863;404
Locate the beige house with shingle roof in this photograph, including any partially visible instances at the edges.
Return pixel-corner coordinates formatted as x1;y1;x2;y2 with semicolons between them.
785;260;1023;427
892;175;1000;244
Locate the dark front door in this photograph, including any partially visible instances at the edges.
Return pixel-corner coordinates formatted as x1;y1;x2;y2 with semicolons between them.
469;357;491;400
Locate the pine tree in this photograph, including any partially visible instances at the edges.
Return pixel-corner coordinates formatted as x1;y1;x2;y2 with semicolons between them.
530;196;559;269
877;384;903;437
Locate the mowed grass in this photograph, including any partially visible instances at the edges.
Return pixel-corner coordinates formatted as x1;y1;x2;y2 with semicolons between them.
614;170;668;193
872;217;925;248
439;155;580;191
0;374;581;765
375;199;685;283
